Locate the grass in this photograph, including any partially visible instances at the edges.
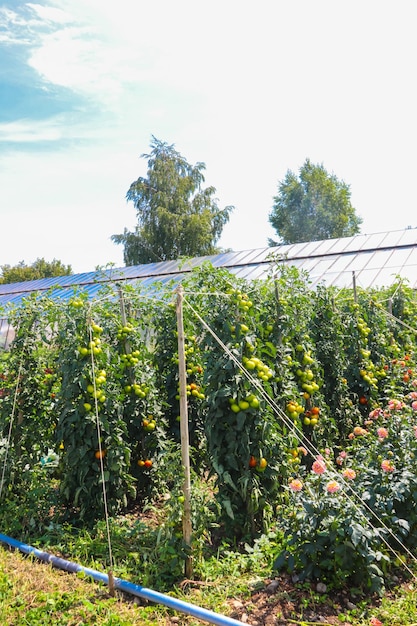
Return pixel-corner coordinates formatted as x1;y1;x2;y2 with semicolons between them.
0;546;178;625
0;541;264;625
2;536;417;625
358;583;417;625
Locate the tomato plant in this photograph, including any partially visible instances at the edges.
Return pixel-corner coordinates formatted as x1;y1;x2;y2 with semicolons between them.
151;286;208;470
189;267;286;538
0;296;59;471
54;296;135;521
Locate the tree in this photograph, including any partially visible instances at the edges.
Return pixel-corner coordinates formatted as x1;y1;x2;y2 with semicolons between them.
268;159;362;245
112;137;234;265
0;258;72;284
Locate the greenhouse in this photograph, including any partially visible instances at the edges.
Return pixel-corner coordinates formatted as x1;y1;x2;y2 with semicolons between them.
1;226;417;349
1;227;417;308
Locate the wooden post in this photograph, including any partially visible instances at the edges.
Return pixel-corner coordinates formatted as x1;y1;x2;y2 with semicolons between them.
118;286;127;326
352;271;357;303
118;286;135;386
175;284;193;578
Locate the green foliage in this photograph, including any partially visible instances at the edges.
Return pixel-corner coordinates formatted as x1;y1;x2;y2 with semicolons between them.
150;289;208;468
54;298;135;521
0;258;72;284
346;392;417;549
0;463;59;538
184;266;280;538
275;387;417;593
275;467;391;593
309;286;359;444
0;296;59;470
269;158;362;244
2;262;417;596
186;263;331;538
111;136;233;264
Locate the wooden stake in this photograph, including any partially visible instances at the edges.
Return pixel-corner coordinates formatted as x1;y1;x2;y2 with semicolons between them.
352;271;357;302
175;284;193;579
108;570;115;597
117;286;135;385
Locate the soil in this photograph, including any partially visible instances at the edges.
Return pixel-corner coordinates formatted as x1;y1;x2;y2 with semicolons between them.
167;569;414;626
173;574;365;626
125;502;385;626
224;577;360;625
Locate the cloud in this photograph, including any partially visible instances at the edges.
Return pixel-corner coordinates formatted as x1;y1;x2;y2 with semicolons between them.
26;2;73;25
0;3;53;45
0;117;63;142
1;0;417;273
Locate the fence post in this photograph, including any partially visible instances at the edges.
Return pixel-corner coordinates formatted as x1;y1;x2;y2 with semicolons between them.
175;284;193;578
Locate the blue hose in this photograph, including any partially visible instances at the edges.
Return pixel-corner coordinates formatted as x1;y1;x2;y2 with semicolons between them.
0;533;248;626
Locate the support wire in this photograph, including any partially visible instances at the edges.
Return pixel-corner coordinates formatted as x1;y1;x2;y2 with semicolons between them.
87;309;115;595
183;295;417;581
0;359;24;500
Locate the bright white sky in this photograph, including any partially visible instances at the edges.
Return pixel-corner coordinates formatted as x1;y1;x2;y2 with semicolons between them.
1;0;416;273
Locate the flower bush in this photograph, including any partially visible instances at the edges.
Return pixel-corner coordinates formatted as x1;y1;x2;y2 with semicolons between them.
274;382;417;592
274;455;390;592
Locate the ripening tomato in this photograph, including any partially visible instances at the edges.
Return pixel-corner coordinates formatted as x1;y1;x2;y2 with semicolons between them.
249;456;257;468
258;458;267;471
94;449;106;460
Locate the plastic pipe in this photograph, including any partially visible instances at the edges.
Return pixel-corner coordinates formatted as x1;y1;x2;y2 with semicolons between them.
0;533;248;626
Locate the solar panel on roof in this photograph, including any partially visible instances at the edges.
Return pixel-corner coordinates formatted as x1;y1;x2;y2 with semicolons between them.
1;228;417;315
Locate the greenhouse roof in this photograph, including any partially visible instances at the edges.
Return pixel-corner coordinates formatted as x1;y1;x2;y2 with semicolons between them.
1;227;417;311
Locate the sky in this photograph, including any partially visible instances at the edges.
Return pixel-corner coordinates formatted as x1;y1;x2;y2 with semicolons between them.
1;0;416;274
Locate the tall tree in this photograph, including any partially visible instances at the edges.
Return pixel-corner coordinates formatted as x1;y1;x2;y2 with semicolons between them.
112;137;234;265
0;258;72;284
269;159;362;245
